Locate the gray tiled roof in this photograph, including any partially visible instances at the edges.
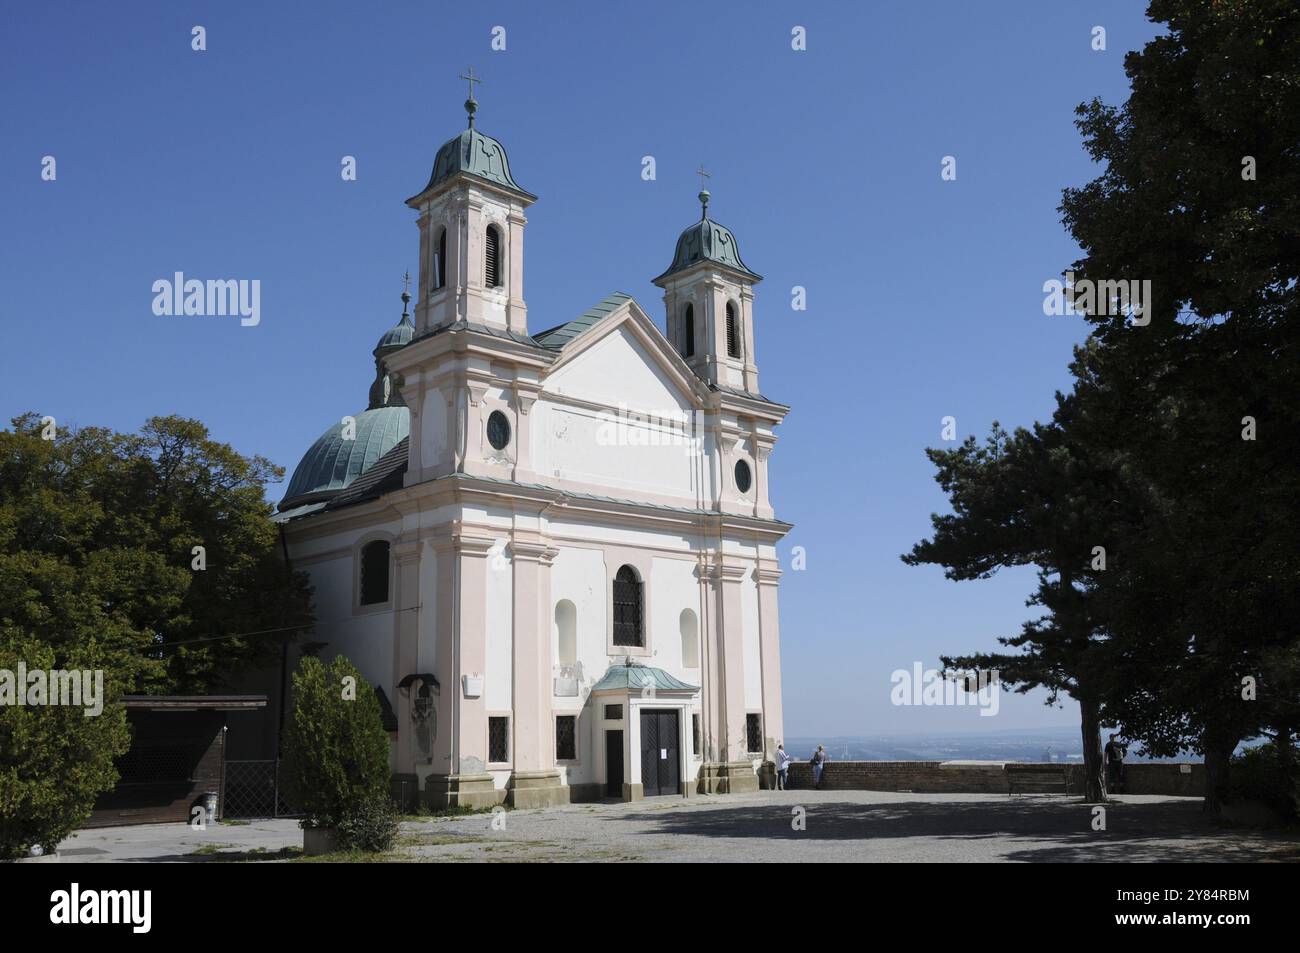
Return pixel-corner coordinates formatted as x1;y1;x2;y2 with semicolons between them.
325;437;409;509
708;381;790;409
410;318;544;349
532;292;631;350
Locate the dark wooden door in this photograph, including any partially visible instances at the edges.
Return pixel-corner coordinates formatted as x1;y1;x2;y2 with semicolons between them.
605;730;623;798
640;709;680;796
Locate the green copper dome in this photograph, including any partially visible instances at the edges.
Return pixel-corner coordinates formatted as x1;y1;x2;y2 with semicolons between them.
410;127;535;203
375;312;414;351
280;406;409;511
654;216;762;283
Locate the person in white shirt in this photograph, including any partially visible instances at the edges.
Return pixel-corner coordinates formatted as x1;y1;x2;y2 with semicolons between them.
775;743;793;790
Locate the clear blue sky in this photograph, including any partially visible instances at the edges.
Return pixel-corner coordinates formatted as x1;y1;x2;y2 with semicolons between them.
1;1;1162;738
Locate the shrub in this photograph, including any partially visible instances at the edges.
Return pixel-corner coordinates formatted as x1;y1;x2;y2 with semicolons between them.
336;794;399;853
280;655;390;832
0;633;130;859
1226;742;1299;821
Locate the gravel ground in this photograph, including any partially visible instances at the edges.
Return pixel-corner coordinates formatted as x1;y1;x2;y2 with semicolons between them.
59;790;1300;863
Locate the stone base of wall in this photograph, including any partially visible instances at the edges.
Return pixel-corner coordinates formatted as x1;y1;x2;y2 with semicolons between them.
784;761;1204;796
698;761;760;794
506;770;570;809
423;772;498;810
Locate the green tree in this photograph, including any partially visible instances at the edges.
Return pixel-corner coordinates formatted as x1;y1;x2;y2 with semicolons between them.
280;655;391;833
0;633;131;858
0;413;314;694
904;420;1128;802
1058;0;1300;811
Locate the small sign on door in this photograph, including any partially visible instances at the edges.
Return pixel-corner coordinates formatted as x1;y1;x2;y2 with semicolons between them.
660;749;667;759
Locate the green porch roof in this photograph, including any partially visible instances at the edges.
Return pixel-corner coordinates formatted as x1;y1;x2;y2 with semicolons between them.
591;661;698;693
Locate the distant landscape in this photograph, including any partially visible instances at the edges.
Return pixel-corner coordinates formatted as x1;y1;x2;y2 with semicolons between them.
783;728;1204;764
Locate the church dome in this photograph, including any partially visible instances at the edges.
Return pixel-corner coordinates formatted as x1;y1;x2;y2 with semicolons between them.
654;213;762;283
413;126;535;201
375;311;414;352
279;406;409;511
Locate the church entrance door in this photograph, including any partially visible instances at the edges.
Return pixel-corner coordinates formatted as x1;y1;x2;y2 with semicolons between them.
605;730;623;798
639;709;680;796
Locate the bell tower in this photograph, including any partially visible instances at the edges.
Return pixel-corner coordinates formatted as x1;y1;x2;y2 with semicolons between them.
652;173;763;393
406;70;537;337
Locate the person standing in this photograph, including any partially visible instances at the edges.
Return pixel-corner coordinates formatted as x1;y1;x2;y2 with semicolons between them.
1104;733;1127;794
774;743;792;790
811;744;828;789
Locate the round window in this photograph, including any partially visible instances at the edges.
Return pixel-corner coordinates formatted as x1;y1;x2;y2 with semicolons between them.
487;410;511;450
734;459;752;493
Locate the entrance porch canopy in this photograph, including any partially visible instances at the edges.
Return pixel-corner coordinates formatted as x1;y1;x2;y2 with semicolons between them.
590;660;698;695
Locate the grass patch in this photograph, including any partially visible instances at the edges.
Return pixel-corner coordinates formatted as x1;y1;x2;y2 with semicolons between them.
203;845;303;863
400;803;507;821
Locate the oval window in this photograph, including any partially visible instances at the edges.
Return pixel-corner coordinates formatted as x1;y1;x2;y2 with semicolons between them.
487;410;511;450
734;459;752;493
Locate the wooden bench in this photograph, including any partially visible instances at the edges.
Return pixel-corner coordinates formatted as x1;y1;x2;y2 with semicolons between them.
1006;766;1071;796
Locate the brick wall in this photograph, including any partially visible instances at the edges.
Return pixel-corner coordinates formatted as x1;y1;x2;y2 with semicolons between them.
783;761;1204;796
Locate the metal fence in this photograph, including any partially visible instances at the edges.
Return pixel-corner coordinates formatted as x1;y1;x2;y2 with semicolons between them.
221;759;297;819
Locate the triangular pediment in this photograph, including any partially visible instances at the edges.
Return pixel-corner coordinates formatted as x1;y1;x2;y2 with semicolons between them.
540;295;708;412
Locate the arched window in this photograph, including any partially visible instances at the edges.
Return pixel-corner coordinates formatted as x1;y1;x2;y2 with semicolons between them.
680;609;699;668
484;225;501;288
433;227;447;290
682;303;695;358
359;540;391;606
725;301;741;359
612;565;643;647
555;599;577;667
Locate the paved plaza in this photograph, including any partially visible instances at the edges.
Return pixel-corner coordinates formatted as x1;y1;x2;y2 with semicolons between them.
58;791;1300;863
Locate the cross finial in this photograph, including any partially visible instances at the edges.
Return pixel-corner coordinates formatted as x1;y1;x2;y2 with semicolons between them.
696;164;712;220
696;164;711;191
401;270;412;314
460;67;483;127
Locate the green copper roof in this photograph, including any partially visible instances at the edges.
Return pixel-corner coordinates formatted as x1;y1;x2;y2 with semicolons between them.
654;217;762;283
280;406;410;511
533;292;631;350
375;313;414;351
591;661;698;693
410;127;535;203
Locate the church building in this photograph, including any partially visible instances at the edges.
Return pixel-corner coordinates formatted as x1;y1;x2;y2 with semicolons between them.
273;90;792;808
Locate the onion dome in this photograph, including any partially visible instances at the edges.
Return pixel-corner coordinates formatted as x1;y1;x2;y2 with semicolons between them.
654;189;761;283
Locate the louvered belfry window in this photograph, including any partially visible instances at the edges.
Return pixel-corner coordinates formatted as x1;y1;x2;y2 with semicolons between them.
725;301;740;358
435;227;447;290
612;565;643;647
683;303;695;358
484;225;501;287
